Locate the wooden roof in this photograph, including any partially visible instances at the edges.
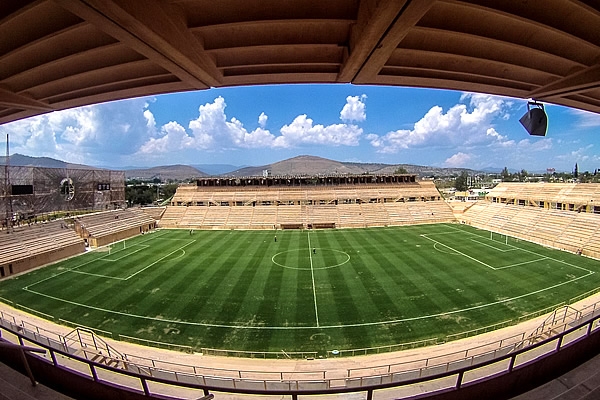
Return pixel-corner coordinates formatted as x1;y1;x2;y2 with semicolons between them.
1;0;599;124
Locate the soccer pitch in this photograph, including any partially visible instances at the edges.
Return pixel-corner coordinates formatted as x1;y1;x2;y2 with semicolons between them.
1;224;600;354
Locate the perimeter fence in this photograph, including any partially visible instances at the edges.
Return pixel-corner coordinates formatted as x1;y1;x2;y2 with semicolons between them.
1;300;600;399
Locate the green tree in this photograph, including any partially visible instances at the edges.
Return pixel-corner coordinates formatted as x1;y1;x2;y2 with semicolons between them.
126;185;155;205
394;166;408;174
501;167;511;181
455;171;469;192
162;183;179;200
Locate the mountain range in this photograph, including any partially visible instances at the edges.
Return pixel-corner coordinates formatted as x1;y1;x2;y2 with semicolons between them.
1;153;483;181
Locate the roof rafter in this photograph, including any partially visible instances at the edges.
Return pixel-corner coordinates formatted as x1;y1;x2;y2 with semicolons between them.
337;0;409;82
0;86;55;112
54;0;221;89
354;0;437;83
529;64;600;99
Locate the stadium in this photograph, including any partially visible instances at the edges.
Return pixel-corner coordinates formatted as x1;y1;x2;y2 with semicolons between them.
1;1;600;400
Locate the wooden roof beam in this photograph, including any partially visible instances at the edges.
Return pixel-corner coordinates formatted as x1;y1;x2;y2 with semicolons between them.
528;64;600;99
354;0;437;83
0;86;55;112
54;0;221;89
337;0;409;82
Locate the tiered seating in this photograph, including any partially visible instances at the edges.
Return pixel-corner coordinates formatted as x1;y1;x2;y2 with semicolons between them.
250;207;278;228
529;210;571;246
487;182;600;209
277;205;304;225
306;205;339;226
226;207;252;229
177;207;207;227
0;221;84;275
201;207;230;228
75;209;156;246
465;183;600;258
161;180;456;230
337;204;365;228
502;207;542;238
384;203;414;225
555;212;598;253
140;207;165;220
427;201;457;223
360;203;390;227
158;207;187;227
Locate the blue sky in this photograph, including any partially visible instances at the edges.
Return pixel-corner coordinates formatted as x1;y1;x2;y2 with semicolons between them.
1;84;599;172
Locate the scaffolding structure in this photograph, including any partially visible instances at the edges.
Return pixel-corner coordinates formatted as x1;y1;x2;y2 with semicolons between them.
0;165;125;223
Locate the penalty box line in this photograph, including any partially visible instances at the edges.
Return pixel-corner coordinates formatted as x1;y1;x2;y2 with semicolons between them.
423;234;552;271
421;234;495;270
124;240;196;280
24;235;196;288
446;225;596;276
470;238;518;253
102;245;149;262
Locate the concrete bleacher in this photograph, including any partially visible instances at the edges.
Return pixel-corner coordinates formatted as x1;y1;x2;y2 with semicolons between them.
161;181;455;230
487;182;600;211
140;206;165;221
74;209;156;247
0;221;85;278
158;206;187;228
464;183;600;258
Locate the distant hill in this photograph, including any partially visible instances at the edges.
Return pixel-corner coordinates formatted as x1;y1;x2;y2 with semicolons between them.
125;165;208;181
190;164;242;175
1;153;484;181
226;155;481;178
0;153;96;169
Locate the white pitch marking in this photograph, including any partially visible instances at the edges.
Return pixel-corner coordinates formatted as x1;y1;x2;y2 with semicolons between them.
125;240;196;280
422;234;495;270
22;271;594;331
307;231;320;327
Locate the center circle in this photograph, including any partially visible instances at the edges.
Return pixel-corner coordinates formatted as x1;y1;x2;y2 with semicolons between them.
272;248;351;270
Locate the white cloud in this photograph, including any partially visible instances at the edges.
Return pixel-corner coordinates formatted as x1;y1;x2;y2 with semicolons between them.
368;93;512;153
340;95;367;122
258;112;268;128
556;144;593;162
137;96;364;154
0;97;155;165
278;115;362;147
186;97;278;149
444;152;474;167
570;109;600;128
138;121;195;154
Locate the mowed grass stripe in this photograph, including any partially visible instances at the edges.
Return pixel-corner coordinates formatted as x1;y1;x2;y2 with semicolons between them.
2;225;600;353
330;230;404;323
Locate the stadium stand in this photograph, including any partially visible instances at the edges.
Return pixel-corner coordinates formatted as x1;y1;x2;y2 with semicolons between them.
463;183;600;259
140;207;166;221
0;221;84;278
74;209;156;247
160;177;454;230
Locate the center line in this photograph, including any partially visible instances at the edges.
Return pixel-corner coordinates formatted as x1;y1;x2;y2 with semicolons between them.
307;231;320;327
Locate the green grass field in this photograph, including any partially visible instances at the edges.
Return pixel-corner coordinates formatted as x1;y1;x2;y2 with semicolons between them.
1;224;600;355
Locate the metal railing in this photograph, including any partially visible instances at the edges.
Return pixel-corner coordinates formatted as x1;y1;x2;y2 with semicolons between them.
1;303;600;399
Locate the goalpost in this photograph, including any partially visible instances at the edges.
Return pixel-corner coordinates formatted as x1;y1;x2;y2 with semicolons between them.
107;240;126;255
490;231;508;245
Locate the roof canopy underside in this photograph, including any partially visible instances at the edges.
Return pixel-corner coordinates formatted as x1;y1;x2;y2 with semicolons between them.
1;0;599;124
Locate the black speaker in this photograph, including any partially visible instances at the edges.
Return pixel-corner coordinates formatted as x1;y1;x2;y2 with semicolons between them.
519;102;548;136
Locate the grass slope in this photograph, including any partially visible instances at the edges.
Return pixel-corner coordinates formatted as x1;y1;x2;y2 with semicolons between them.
1;224;599;354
